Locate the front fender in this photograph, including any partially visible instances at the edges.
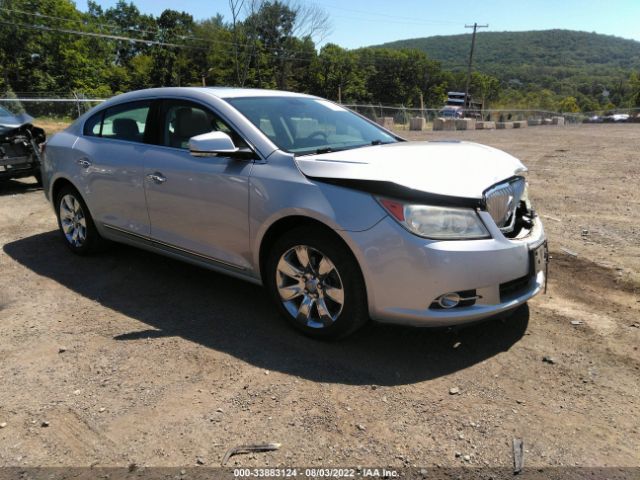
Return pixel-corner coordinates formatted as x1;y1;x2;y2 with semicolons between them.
248;160;387;274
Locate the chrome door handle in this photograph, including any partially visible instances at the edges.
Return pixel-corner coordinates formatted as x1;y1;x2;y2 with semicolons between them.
76;158;92;169
146;172;167;184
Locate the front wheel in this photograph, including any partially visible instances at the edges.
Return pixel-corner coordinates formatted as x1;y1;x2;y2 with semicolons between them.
55;185;105;255
265;227;369;340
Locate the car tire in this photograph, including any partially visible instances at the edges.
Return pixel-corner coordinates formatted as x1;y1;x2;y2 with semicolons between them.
55;185;105;255
265;226;369;340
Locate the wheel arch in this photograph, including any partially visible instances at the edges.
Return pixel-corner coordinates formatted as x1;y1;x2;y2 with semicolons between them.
257;215;366;289
51;176;80;206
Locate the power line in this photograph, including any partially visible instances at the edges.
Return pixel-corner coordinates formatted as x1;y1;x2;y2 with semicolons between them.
0;9;480;72
0;7;162;37
329;13;461;27
0;7;318;61
0;16;471;67
0;19;206;49
313;0;460;25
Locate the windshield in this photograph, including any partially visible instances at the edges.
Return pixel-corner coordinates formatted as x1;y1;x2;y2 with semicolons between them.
227;96;397;155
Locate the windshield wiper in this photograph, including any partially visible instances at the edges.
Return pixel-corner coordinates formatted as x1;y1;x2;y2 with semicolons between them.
298;143;379;156
318;141;390;152
315;147;335;154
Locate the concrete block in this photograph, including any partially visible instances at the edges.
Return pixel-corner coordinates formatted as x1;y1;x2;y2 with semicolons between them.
409;117;426;131
513;121;528;128
433;118;456;131
551;116;565;126
455;118;476;130
475;121;496;130
528;118;543;126
376;117;395;129
496;122;514;129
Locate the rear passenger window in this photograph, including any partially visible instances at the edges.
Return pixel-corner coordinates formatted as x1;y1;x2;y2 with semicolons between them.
85;101;151;143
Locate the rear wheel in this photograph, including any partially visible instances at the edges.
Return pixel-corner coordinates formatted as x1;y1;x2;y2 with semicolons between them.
265;226;369;340
55;185;105;254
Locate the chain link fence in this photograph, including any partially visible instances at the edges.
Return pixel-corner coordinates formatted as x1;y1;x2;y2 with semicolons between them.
2;94;638;131
0;94;105;120
343;104;593;129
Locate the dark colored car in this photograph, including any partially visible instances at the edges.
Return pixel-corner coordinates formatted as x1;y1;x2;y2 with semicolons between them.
0;106;46;184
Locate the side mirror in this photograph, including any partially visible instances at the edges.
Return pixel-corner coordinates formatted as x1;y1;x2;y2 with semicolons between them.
189;131;238;157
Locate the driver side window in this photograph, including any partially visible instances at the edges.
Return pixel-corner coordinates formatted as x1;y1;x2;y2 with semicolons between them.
161;100;247;150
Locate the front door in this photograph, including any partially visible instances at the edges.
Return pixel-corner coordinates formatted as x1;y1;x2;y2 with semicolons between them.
143;99;254;270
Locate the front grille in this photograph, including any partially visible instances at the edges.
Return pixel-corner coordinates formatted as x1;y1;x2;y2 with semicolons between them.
0;155;31;167
484;177;526;232
1;140;30;159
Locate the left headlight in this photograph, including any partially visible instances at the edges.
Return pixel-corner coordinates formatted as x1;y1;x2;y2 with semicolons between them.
377;197;490;240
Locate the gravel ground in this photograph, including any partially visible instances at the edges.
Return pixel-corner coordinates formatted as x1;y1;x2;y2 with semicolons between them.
0;123;638;469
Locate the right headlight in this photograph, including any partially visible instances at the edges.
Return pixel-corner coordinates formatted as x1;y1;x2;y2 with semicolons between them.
377;197;490;240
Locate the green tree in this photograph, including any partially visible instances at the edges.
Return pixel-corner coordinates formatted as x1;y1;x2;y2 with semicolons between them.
470;72;500;108
150;10;198;86
558;96;580;112
252;1;296;90
311;43;367;102
628;72;640;108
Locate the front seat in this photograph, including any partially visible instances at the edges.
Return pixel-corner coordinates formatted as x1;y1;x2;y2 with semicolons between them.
172;108;211;148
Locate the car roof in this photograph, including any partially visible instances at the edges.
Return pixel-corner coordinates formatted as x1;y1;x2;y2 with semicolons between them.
91;87;319;114
204;87;315;99
102;87;315;104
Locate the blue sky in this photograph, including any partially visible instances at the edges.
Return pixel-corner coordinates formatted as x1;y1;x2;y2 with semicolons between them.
84;0;640;48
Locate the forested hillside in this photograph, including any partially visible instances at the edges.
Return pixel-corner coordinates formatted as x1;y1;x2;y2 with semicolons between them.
377;30;640;109
1;0;639;113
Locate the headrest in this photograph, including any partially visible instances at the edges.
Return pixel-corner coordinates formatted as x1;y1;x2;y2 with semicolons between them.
175;108;210;138
112;118;139;138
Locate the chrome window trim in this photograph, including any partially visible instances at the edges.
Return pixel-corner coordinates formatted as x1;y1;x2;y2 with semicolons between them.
80;95;266;162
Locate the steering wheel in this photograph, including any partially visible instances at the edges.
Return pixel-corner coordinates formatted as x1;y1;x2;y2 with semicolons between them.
306;130;328;141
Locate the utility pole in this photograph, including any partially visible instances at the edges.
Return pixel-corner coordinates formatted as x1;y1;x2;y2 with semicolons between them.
463;22;488;113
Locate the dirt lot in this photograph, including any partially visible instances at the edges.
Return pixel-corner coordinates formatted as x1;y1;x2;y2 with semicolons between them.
0;124;638;470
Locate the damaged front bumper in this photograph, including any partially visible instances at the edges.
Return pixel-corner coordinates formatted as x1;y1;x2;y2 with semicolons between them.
345;210;547;327
0;113;46;182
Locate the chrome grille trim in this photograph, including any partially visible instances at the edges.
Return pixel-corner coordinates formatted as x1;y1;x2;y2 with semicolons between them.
484;177;526;232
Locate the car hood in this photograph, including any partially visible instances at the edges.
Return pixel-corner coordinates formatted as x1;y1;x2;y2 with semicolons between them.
295;141;527;199
0;112;35;135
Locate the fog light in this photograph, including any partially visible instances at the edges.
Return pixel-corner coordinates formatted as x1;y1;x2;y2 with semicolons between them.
437;293;461;309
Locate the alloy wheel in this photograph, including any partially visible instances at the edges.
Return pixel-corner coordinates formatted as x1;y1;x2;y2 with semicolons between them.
276;245;345;329
59;194;87;247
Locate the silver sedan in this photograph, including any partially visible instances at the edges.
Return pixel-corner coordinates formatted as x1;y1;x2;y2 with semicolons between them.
42;88;547;339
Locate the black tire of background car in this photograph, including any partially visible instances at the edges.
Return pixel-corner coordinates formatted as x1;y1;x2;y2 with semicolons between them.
265;226;369;340
55;185;107;255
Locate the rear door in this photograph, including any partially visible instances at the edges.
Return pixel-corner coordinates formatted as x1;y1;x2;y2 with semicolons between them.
72;100;154;235
142;98;254;270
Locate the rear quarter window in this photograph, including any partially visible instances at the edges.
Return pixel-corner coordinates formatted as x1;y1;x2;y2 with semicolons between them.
83;100;152;143
83;111;103;136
